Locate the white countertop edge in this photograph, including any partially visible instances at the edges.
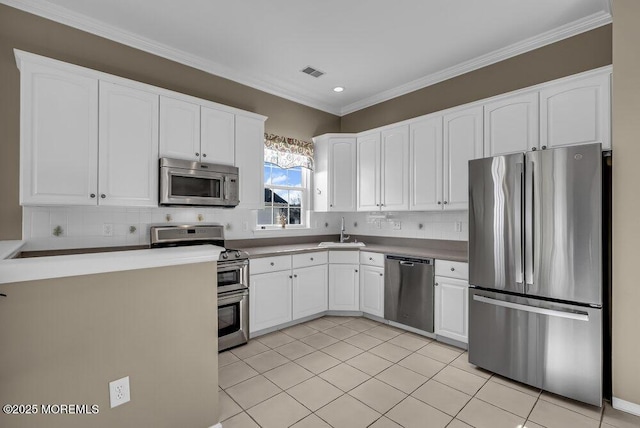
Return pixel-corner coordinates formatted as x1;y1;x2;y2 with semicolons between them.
0;245;222;285
0;240;26;260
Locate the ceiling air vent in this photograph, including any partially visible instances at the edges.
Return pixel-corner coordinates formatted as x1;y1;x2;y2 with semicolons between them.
301;66;325;78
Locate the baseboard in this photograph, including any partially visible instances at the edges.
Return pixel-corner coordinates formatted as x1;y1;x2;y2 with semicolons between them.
436;335;468;351
613;397;640;417
387;320;435;339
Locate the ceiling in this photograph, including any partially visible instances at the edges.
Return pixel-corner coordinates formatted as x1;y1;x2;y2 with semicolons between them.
4;0;611;115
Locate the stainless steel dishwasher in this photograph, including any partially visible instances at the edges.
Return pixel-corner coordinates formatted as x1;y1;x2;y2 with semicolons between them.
384;255;435;332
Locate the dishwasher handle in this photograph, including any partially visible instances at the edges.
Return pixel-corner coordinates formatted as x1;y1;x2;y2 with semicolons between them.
385;255;433;265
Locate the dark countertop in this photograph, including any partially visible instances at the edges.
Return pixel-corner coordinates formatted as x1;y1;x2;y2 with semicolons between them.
235;241;468;262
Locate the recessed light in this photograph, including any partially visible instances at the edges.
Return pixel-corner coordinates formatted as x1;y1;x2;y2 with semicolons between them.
333;86;344;93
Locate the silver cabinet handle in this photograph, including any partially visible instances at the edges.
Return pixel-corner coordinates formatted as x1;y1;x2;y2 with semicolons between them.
473;295;589;321
100;194;106;199
90;193;96;198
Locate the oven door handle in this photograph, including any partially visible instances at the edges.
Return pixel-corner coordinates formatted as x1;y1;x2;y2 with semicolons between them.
218;291;248;306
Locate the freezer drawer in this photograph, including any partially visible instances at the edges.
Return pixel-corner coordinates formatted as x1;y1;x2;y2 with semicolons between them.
468;288;602;406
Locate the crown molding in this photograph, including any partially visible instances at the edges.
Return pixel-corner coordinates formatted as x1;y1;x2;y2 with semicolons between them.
2;0;611;117
339;10;612;115
0;0;343;115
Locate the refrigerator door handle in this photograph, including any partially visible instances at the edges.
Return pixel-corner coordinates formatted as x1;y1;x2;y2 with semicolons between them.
515;162;524;286
524;159;534;288
472;295;589;322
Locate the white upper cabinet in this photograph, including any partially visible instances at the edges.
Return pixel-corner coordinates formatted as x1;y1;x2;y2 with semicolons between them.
443;105;484;211
380;126;410;211
201;106;235;165
98;82;159;207
409;115;443;211
159;96;201;162
159;98;236;165
540;72;611;150
356;132;381;211
484;91;539;156
313;135;357;212
19;60;99;206
235;115;265;210
357;125;409;212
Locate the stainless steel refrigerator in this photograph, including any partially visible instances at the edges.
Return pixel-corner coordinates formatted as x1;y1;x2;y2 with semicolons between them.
468;143;605;406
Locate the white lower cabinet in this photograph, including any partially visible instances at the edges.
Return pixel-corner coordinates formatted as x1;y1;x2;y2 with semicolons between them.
292;265;328;319
250;270;292;333
434;275;469;344
360;265;384;317
328;264;360;311
250;252;328;333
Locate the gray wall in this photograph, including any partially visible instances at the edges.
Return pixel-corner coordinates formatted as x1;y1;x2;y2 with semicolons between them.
612;0;640;407
341;25;612;132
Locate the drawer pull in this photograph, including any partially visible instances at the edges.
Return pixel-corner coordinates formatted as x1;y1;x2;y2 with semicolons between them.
369;257;373;261
270;262;275;266
355;269;358;273
294;274;298;278
451;267;455;271
310;257;314;261
379;273;383;277
289;275;292;279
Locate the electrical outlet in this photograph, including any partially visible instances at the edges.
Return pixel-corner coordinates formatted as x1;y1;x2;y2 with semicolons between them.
392;221;401;230
454;221;463;232
109;376;130;408
103;223;114;237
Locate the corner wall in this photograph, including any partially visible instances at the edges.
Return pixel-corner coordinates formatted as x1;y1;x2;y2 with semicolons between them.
612;0;640;412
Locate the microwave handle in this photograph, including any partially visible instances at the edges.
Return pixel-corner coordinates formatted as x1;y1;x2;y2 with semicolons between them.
223;176;229;201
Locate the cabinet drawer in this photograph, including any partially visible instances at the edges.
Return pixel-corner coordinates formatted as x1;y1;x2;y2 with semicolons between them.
435;260;468;280
250;255;292;275
329;250;360;264
360;251;384;267
292;251;328;269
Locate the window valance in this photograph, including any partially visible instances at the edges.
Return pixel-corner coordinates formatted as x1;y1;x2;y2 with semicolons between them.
264;133;314;170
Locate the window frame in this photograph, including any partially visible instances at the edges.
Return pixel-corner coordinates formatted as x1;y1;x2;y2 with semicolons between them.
257;163;310;229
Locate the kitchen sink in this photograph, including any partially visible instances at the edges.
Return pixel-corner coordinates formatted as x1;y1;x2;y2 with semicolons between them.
318;242;366;248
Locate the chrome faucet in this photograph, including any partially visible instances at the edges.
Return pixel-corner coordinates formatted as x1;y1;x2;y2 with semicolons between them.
340;217;350;243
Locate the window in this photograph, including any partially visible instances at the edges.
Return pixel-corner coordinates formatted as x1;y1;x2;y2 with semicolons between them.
257;163;308;227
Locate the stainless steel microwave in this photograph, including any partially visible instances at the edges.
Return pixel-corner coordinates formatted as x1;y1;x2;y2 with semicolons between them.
159;158;239;207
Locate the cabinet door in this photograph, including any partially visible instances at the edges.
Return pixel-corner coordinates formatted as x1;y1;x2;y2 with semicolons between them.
159;96;201;161
20;62;98;205
443;106;483;210
540;73;611;150
329;138;357;211
98;81;159;206
236;115;265;209
293;265;328;319
409;116;443;211
381;125;409;211
357;133;381;211
328;264;360;311
434;276;468;343
484;92;539;156
201;106;235;165
250;271;292;333
360;265;384;317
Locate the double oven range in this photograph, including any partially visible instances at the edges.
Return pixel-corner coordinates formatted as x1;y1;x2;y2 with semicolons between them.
150;224;250;352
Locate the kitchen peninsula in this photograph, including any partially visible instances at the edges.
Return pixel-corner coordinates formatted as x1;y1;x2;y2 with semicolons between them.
0;244;222;428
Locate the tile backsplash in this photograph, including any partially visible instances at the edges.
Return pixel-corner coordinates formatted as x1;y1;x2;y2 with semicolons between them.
22;206;468;251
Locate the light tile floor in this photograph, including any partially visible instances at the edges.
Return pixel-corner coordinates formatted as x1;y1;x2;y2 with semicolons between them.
219;316;640;428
